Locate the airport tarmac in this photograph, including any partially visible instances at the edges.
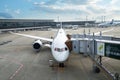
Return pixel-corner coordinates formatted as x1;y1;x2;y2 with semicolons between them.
0;27;120;80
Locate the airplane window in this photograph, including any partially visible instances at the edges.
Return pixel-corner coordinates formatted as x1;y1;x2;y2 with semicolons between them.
57;48;61;52
65;47;67;51
54;48;65;52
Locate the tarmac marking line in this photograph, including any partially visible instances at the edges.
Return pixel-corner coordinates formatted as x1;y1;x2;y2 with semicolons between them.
9;64;23;80
0;56;24;80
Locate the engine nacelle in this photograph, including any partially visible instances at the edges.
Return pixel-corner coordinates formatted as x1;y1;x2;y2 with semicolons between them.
33;40;42;51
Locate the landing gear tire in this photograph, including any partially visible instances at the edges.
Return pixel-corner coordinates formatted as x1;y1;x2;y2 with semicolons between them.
59;63;64;67
114;73;119;80
93;65;100;73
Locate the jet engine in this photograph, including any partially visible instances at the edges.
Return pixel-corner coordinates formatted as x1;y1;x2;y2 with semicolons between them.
33;40;42;51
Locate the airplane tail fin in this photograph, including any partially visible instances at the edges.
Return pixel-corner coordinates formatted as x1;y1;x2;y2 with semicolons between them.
110;19;114;24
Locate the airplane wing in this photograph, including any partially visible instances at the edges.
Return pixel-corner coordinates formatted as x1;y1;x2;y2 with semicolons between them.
10;32;53;42
44;44;51;48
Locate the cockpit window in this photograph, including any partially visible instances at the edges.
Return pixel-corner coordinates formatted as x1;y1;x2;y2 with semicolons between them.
54;47;68;52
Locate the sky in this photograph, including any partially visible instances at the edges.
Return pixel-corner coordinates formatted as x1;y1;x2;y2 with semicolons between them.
0;0;120;21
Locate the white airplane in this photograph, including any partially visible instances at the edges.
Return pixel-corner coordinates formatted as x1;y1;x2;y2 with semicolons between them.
11;27;72;67
98;19;114;27
112;21;120;26
10;22;114;67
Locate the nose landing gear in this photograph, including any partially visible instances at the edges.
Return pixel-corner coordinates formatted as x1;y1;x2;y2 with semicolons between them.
49;59;65;68
59;63;64;67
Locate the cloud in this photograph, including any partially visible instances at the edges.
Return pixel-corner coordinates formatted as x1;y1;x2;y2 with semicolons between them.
86;4;107;14
42;0;99;5
14;9;21;14
61;0;93;5
110;0;118;5
27;0;32;2
33;1;90;14
33;0;103;14
0;12;13;18
25;0;120;21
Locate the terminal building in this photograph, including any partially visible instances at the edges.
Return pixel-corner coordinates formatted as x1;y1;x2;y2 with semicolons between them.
0;19;55;29
0;19;96;29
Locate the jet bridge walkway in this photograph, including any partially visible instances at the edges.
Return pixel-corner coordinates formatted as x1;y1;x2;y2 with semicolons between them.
72;33;120;80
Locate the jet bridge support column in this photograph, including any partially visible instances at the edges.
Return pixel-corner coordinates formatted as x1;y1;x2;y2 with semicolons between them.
92;33;101;73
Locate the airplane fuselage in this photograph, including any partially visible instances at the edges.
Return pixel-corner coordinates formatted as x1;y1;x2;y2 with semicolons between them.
51;29;69;62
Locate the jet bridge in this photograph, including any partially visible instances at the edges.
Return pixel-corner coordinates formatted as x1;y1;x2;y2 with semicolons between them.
72;33;120;80
96;39;120;60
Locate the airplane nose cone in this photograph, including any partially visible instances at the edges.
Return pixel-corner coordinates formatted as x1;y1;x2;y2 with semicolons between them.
56;56;67;62
52;51;69;62
53;51;69;62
